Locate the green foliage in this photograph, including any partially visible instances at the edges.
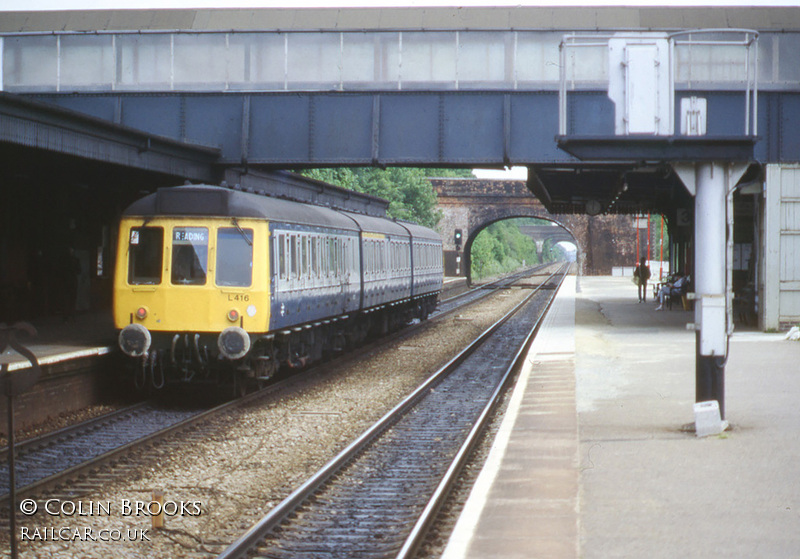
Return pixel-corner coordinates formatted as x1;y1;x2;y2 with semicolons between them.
541;238;555;261
300;167;467;228
471;219;551;280
651;214;670;260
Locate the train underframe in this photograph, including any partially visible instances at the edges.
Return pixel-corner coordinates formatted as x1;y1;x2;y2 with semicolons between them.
126;293;439;394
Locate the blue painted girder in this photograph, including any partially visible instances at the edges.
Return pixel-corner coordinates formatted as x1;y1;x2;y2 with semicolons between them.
28;90;797;166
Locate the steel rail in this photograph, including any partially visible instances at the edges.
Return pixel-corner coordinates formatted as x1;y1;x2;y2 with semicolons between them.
0;402;150;463
216;263;569;559
0;376;294;505
433;263;557;321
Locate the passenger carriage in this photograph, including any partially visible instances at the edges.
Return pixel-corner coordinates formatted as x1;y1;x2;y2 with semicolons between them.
114;184;443;391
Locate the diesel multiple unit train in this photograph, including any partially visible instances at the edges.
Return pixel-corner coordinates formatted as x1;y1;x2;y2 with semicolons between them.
114;184;443;391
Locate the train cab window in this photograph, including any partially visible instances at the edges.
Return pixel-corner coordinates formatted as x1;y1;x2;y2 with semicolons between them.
128;227;163;285
171;227;208;285
216;227;253;287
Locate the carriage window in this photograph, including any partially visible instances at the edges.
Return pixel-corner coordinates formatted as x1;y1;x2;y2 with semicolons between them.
171;227;208;285
333;239;340;274
320;238;325;275
128;227;163;285
216;227;253;287
300;235;308;277
290;235;297;278
278;234;286;279
311;237;318;276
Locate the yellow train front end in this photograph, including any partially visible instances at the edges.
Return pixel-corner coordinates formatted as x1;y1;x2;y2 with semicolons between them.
113;215;270;388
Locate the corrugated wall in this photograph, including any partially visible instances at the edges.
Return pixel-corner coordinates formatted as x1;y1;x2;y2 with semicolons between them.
764;164;800;330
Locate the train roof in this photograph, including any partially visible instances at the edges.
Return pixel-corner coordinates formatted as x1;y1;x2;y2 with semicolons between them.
344;211;441;242
122;185;440;241
123;185;361;231
400;221;442;243
342;211;411;238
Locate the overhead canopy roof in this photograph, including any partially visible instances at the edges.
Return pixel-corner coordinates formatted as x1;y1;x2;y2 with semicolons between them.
528;162;762;217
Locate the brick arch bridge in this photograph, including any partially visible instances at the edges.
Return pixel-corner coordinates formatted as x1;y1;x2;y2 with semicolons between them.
430;178;638;279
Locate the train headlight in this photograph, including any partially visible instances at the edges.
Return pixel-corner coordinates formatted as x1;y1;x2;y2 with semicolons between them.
135;306;148;320
119;324;151;357
218;327;251;360
227;309;240;322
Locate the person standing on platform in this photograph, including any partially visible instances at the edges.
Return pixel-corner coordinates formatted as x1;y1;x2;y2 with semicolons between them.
634;257;651;303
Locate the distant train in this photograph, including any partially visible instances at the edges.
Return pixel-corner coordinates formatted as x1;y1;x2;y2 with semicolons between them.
113;184;443;392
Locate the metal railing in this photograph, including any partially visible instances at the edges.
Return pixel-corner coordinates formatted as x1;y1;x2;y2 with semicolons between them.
558;29;759;137
0;28;766;98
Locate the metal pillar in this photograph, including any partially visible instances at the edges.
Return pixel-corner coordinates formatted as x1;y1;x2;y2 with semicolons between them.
693;162;729;418
675;162;749;421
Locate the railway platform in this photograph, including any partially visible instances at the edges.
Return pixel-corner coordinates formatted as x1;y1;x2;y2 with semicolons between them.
443;275;800;558
443;275;469;299
0;312;118;434
1;311;116;370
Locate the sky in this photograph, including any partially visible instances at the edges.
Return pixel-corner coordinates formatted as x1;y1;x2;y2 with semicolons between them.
473;167;529;180
1;0;799;10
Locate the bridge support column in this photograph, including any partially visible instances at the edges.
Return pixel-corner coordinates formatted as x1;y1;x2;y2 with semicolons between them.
675;162;748;421
693;162;729;419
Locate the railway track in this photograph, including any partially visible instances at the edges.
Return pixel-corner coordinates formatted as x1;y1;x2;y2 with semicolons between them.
0;400;233;505
432;262;556;318
0;265;557;516
217;264;569;559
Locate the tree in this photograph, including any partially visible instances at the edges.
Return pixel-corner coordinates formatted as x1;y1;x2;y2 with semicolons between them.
651;213;670;263
300;167;468;228
470;219;544;280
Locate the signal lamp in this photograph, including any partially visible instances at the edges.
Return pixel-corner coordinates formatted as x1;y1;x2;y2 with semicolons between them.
227;309;240;322
135;307;148;320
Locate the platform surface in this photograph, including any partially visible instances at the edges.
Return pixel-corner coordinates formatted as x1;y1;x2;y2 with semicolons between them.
0;312;115;370
443;275;800;558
